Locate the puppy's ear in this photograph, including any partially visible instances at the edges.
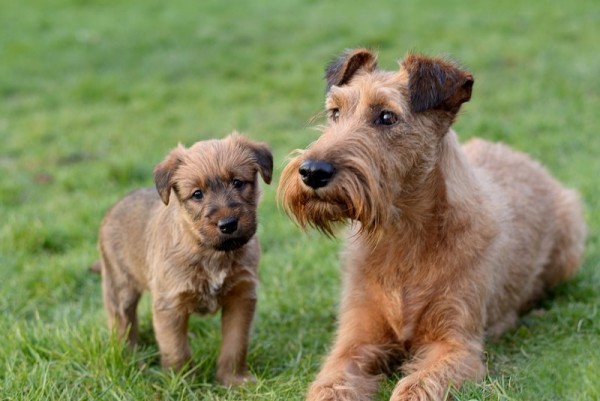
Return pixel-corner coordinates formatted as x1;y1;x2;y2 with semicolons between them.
230;133;273;185
251;141;273;185
325;48;378;92
401;53;474;114
153;145;186;205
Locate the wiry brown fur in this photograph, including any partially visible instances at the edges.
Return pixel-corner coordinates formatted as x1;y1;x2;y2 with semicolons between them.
278;49;586;401
98;133;272;386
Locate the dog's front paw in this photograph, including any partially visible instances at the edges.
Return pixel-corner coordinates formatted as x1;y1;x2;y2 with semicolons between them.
390;377;442;401
160;354;192;372
390;386;429;401
306;383;342;401
306;381;365;401
217;371;256;387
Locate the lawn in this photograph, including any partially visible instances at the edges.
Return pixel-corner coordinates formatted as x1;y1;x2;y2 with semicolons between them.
1;0;599;400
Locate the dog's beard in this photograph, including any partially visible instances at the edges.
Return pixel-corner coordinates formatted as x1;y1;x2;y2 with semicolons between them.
296;196;352;236
280;177;386;237
278;150;393;237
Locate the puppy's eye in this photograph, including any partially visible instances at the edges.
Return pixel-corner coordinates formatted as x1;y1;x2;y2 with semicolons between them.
232;179;245;189
375;110;398;126
191;190;203;201
328;108;340;122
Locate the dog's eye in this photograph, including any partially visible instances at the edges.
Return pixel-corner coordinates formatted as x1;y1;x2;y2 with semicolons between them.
232;179;245;189
329;108;340;122
375;110;398;126
191;190;203;201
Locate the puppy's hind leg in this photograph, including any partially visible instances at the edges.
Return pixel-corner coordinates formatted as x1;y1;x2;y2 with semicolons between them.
100;258;142;347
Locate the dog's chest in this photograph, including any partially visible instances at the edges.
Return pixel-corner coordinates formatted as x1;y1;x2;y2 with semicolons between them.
188;266;229;314
209;268;228;293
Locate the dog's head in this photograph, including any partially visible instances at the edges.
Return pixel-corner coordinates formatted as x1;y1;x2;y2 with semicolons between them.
278;48;473;236
154;133;272;251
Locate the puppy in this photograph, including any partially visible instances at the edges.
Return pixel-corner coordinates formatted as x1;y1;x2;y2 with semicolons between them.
97;133;272;386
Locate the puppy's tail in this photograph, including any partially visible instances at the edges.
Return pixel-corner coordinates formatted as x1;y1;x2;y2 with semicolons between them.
89;260;102;274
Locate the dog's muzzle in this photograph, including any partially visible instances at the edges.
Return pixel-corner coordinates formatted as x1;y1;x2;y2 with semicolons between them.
299;160;335;189
217;216;239;234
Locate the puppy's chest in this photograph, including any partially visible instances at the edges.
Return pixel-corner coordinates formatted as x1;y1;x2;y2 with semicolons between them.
185;267;231;314
156;263;238;316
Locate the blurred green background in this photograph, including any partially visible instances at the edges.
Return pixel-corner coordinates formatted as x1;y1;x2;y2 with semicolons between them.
1;0;598;400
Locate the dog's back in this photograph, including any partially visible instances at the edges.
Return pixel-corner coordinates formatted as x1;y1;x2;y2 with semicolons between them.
463;138;586;336
98;187;160;291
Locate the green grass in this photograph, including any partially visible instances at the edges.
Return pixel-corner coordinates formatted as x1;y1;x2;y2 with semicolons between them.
1;0;599;399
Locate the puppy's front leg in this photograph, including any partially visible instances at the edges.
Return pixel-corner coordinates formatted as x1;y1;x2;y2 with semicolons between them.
216;280;257;386
152;300;191;371
307;300;393;401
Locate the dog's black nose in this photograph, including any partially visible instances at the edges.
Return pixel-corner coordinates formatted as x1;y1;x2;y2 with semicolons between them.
299;160;335;189
218;216;239;234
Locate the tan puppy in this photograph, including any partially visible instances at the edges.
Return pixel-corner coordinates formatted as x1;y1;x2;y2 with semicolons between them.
278;49;586;400
98;133;272;386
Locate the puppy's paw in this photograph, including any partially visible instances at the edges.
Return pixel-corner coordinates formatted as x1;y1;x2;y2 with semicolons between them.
217;371;257;387
160;354;192;372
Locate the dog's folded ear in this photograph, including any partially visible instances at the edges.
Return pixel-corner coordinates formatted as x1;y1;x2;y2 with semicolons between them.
325;48;378;92
251;142;273;185
154;145;186;205
402;53;474;114
230;133;273;185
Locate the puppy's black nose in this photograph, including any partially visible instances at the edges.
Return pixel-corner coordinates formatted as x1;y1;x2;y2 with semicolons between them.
218;216;239;234
299;160;335;189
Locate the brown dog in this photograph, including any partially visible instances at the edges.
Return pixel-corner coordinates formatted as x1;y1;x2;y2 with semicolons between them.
278;49;586;400
98;133;272;386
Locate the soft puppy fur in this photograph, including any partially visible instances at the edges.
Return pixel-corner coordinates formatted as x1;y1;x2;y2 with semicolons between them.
278;48;586;401
98;133;272;386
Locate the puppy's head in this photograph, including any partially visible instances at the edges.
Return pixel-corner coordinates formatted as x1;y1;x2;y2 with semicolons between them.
153;133;273;252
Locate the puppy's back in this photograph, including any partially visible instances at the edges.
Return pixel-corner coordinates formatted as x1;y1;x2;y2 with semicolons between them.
99;187;162;289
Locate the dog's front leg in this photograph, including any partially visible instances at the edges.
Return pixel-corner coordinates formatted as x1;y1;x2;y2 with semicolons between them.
216;280;257;386
390;338;484;401
152;300;192;371
307;301;393;401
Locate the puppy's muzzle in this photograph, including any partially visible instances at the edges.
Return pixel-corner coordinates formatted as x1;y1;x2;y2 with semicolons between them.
218;216;239;234
299;160;335;189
